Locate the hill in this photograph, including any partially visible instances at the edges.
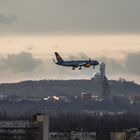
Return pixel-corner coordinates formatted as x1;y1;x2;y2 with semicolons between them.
0;79;139;98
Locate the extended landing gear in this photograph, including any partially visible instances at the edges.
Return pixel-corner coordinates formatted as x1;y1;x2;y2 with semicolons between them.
72;67;75;70
79;67;82;70
72;67;82;70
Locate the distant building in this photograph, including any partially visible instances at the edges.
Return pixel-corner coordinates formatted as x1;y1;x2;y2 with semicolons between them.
0;114;49;140
111;132;127;140
71;132;96;140
101;77;110;99
111;129;140;140
92;62;106;81
81;91;92;101
125;128;140;140
49;132;69;140
92;72;100;80
49;132;96;140
92;62;111;99
100;62;106;81
129;96;140;104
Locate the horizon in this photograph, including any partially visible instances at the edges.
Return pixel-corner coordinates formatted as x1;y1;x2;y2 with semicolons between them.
0;78;139;85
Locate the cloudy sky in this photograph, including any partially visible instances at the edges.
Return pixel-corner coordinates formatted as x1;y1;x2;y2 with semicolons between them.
0;0;140;83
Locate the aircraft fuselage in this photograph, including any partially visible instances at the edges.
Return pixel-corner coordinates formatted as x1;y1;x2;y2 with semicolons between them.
54;52;99;70
56;60;99;68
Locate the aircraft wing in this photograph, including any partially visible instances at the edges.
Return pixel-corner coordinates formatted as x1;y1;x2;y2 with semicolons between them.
79;62;87;66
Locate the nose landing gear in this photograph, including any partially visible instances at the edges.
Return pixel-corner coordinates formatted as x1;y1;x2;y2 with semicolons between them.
72;67;75;70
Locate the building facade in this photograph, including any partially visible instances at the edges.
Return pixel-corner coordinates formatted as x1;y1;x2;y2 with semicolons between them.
0;114;49;140
49;132;96;140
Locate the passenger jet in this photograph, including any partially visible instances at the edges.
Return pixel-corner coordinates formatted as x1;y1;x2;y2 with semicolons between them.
53;52;99;70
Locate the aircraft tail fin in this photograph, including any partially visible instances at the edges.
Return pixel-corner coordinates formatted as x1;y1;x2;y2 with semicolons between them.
55;52;63;62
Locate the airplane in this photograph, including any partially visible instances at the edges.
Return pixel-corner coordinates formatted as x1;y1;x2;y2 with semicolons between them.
53;52;99;70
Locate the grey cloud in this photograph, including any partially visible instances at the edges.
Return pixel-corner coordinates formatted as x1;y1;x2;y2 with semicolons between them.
45;0;140;34
78;53;89;59
1;0;140;34
44;52;140;79
67;53;125;75
0;52;42;73
98;52;140;77
97;57;126;76
68;53;88;60
36;53;140;82
0;13;16;24
125;53;140;75
0;51;140;82
67;53;126;75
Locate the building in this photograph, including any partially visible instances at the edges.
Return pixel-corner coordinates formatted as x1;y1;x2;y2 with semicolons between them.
71;132;96;140
111;132;127;140
125;128;140;140
49;132;69;140
0;114;49;140
101;77;110;99
92;62;106;82
81;91;92;101
92;62;111;99
111;129;140;140
99;62;106;82
49;132;96;140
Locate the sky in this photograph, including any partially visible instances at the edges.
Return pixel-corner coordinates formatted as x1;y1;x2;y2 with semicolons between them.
0;0;140;83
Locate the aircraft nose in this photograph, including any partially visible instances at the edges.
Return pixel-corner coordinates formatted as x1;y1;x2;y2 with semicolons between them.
96;61;99;65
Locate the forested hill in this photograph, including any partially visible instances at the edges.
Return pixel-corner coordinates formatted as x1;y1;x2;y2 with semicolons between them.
0;79;139;98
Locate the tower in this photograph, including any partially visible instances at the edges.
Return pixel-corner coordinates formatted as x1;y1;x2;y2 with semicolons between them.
101;77;110;99
91;61;111;99
99;62;106;81
99;62;111;99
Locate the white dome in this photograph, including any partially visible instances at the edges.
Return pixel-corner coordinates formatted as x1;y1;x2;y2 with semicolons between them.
100;62;105;68
93;72;100;78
